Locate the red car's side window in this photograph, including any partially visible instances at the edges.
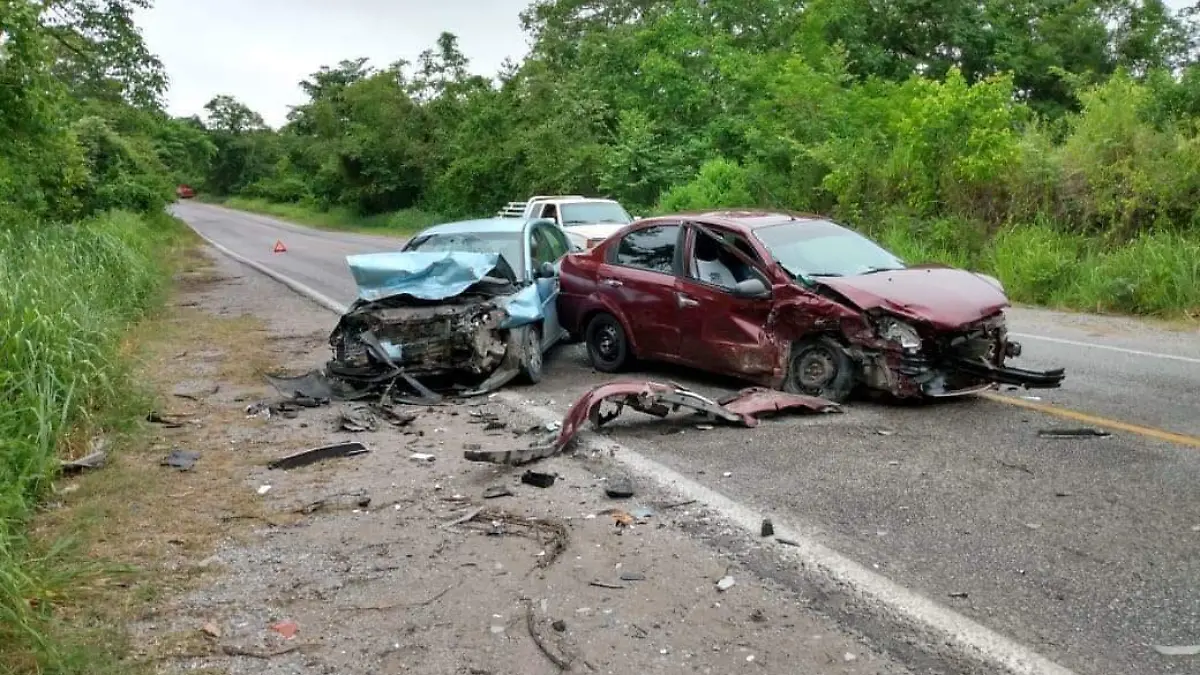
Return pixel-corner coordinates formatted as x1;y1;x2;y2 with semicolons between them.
610;225;680;275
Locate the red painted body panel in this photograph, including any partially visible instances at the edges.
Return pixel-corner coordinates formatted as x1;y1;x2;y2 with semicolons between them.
817;268;1009;330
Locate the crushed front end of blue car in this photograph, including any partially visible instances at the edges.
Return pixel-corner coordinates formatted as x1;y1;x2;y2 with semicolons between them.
326;251;543;398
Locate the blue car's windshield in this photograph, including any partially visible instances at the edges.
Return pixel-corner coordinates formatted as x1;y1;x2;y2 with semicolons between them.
405;232;525;278
753;220;905;278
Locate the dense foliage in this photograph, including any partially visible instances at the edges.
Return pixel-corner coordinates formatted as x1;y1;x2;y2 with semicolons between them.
195;0;1200;315
1;1;191;670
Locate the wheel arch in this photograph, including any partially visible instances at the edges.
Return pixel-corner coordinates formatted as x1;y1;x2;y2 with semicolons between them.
580;304;639;358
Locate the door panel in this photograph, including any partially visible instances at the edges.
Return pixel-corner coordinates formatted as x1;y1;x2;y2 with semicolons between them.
599;223;684;360
528;224;569;346
675;279;777;377
676;225;779;377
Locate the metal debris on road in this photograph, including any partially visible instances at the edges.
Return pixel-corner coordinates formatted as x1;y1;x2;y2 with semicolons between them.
173;382;220;401
268;441;368;470
60;437;108;475
146;410;185;428
1153;645;1200;656
760;519;774;537
483;485;513;499
1037;427;1113;438
604;476;634;499
464;380;841;467
336;407;378;432
520;470;556;488
716;576;736;592
410;452;436;462
161;449;200;471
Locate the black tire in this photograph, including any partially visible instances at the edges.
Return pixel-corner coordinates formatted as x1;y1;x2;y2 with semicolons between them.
518;325;544;384
584;312;630;373
784;336;856;403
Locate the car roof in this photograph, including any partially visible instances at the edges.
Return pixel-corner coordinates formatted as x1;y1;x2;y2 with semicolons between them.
658;210;832;232
417;217;541;236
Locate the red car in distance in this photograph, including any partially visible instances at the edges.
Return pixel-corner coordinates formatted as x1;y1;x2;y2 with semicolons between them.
176;184;195;199
555;210;1064;402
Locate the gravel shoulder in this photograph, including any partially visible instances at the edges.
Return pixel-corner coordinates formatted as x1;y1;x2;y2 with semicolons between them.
120;246;911;675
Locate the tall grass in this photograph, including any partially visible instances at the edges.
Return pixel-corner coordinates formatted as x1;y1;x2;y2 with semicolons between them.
0;210;177;672
879;216;1200;317
222;196;444;236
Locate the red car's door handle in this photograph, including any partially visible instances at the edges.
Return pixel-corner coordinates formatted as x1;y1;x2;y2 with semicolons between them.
600;277;623;287
676;293;699;308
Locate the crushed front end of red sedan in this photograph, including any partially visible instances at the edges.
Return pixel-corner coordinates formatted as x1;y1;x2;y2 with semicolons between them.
555;210;1065;402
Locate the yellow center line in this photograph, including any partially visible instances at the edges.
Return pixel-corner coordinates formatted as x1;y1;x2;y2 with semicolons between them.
981;392;1200;449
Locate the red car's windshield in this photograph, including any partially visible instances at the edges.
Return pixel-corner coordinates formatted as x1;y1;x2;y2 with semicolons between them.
753;220;906;278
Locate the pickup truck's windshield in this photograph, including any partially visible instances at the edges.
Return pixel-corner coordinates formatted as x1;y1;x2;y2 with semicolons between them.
405;232;525;278
560;202;632;226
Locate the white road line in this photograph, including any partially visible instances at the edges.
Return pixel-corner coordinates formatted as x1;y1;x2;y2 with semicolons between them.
187;220;1077;675
1010;332;1200;365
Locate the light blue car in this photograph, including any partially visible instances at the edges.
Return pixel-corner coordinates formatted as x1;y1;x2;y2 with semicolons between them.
333;217;574;391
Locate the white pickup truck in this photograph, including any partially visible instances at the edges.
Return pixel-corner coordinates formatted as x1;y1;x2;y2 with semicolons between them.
497;195;634;250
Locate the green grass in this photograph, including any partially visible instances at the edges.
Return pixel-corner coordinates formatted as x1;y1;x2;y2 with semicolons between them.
0;209;182;674
873;216;1200;319
220;196;445;237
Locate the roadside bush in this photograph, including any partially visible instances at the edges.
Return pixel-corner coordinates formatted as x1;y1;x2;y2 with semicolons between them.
988;221;1086;306
656;158;755;212
1068;231;1200;315
0;210;176;669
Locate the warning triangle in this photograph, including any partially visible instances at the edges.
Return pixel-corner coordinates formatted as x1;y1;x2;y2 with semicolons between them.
273;240;287;253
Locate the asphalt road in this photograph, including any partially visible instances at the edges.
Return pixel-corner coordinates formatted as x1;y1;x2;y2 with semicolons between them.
177;201;1200;675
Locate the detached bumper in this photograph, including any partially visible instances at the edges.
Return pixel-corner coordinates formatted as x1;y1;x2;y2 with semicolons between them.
950;357;1065;389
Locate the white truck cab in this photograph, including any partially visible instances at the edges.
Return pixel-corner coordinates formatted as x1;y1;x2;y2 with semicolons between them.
497;195;634;250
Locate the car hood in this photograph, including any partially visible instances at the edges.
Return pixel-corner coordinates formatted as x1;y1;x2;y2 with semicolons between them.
815;267;1009;330
344;250;541;329
345;250;520;302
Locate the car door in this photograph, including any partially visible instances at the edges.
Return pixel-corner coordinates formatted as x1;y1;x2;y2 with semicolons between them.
527;222;569;347
596;222;685;361
675;224;779;378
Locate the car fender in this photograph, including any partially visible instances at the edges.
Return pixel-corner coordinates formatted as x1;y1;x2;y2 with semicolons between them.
573;293;640;357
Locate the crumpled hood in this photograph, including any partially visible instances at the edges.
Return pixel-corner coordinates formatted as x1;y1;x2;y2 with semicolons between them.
345;250;516;302
816;267;1009;330
343;250;541;329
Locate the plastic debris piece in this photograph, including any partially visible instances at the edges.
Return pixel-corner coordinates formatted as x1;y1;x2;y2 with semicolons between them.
161;449;200;471
520;470;556;488
269;441;368;470
270;619;298;639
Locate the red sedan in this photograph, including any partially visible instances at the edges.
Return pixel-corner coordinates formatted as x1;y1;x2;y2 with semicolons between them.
555;210;1064;402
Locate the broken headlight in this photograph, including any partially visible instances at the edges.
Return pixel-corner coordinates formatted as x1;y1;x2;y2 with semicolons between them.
876;316;922;351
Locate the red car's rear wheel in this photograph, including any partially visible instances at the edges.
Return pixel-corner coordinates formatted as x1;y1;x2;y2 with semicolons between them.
585;312;629;373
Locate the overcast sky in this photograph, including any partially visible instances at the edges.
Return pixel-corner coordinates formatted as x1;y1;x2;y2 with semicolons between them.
136;0;533;127
138;0;1196;128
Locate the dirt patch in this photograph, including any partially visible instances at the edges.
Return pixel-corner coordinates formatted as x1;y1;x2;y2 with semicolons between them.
43;246;912;675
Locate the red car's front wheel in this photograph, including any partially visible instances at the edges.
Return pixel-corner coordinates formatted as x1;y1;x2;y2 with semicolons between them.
784;336;857;403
